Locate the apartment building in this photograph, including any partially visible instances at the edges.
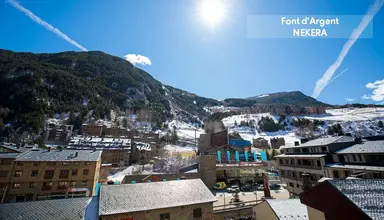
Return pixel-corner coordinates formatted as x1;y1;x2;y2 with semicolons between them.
99;179;217;220
325;140;384;179
1;148;102;203
276;136;355;195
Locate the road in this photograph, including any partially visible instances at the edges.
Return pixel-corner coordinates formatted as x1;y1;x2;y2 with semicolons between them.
213;189;290;207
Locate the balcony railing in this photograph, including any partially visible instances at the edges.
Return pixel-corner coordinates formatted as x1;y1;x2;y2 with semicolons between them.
44;175;54;179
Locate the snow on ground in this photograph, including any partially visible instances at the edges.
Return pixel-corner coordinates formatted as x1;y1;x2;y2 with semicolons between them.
163;144;197;152
108;164;153;183
222;113;300;146
221;108;384;147
303;108;384;122
168;120;204;143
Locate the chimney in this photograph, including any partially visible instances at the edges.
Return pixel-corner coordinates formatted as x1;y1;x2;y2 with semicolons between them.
74;151;78;158
48;147;51;152
355;137;362;144
302;173;312;192
294;141;300;146
93;147;96;152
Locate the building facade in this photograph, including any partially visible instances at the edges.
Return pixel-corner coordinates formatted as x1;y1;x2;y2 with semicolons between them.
325;140;384;179
99;179;217;220
276;136;355;194
1;148;102;203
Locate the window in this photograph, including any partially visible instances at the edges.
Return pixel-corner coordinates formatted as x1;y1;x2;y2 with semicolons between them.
85;162;91;165
310;175;315;181
14;171;22;177
352;155;357;161
160;213;170;220
298;160;302;165
31;170;38;177
296;184;300;188
17;162;23;166
47;162;56;166
281;170;285;176
358;155;363;161
193;208;202;218
44;170;54;179
72;169;78;176
279;159;283;164
289;182;294;187
42;182;52;190
70;181;76;187
83;169;89;176
58;181;68;189
333;170;339;178
0;170;8;177
13;183;20;188
34;162;40;166
316;160;321;167
29;183;36;188
81;181;87;186
321;147;327;152
290;159;294;165
292;172;296;178
60;170;69;178
344;171;349;177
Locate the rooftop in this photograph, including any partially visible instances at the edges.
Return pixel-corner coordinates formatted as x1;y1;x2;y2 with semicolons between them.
15;149;102;162
0;197;99;220
336;140;384;154
326;163;384;172
0;153;21;159
281;136;355;149
329;179;384;220
275;154;326;158
99;179;217;216
266;199;308;220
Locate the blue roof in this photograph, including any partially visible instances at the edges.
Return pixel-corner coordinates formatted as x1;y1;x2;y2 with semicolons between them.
229;139;251;147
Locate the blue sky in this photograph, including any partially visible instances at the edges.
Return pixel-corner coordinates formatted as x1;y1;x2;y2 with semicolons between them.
1;0;383;105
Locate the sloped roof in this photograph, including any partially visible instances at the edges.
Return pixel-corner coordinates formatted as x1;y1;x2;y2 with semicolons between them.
266;199;308;220
275;154;326;158
0;197;99;220
15;149;102;161
326;163;384;172
99;179;217;216
329;179;384;220
282;136;354;149
0;153;21;159
336;140;384;154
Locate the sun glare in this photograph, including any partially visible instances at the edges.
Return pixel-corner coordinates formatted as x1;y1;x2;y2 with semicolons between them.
198;0;227;27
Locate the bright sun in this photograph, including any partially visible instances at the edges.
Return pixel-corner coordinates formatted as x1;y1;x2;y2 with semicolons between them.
198;0;227;27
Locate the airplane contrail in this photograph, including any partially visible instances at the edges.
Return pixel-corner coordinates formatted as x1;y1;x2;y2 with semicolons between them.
312;0;384;98
6;0;88;52
318;68;348;92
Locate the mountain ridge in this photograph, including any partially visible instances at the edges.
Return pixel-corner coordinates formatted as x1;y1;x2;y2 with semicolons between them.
0;49;334;134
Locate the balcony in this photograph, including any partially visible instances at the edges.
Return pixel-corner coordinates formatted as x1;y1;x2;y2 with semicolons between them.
59;175;69;179
44;175;54;179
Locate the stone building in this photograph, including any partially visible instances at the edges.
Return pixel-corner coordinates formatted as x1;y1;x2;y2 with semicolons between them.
1;148;102;203
99;179;217;220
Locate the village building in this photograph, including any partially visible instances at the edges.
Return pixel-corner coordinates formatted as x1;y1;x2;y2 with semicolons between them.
99;179;217;220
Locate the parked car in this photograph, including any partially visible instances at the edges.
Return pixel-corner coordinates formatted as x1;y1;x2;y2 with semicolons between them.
227;185;240;193
240;184;254;192
270;184;281;190
213;182;227;190
256;185;264;191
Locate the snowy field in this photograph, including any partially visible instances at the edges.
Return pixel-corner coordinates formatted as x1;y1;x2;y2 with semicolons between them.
304;108;384;122
221;108;384;147
167;120;204;144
